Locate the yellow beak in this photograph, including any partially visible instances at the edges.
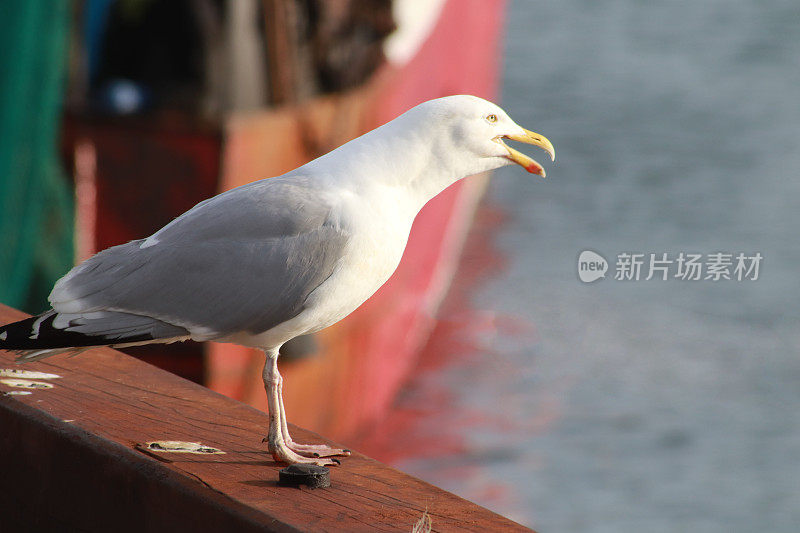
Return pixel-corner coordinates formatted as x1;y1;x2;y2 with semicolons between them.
500;129;555;177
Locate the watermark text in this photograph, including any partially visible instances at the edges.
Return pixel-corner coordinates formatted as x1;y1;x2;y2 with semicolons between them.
578;251;762;283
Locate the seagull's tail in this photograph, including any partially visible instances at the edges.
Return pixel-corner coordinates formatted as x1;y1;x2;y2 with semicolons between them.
0;310;191;363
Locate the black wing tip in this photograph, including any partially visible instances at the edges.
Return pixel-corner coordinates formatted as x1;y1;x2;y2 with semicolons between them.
0;315;43;350
0;313;154;351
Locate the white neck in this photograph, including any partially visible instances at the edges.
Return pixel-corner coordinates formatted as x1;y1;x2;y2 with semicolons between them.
301;109;503;214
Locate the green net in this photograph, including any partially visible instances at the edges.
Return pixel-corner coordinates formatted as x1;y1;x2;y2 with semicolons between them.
0;0;74;313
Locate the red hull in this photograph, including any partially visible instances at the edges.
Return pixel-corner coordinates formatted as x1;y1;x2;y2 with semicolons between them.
206;0;507;441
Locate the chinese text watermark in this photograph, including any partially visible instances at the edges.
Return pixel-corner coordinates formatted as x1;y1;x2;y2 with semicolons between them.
578;251;762;283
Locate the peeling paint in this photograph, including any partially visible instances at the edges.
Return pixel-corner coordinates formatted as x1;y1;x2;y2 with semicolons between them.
143;441;225;454
3;390;32;396
0;379;54;389
0;369;61;380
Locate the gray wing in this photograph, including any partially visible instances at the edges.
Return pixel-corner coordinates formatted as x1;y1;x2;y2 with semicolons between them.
49;176;350;338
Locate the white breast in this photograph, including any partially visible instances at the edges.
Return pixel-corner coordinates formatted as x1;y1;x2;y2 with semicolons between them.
303;184;415;328
232;183;416;350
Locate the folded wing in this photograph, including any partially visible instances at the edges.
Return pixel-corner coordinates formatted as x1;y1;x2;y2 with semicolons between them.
1;176;350;359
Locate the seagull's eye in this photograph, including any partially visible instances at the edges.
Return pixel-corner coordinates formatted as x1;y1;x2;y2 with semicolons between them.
486;114;498;123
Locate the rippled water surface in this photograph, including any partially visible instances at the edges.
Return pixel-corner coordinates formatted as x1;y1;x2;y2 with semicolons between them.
359;1;800;531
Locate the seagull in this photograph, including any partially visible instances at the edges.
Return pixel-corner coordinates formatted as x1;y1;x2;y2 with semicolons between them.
0;95;554;466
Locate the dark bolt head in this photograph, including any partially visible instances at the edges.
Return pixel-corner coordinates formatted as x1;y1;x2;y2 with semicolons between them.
278;463;331;488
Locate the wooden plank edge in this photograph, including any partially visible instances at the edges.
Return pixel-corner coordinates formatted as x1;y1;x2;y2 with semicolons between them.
0;395;297;533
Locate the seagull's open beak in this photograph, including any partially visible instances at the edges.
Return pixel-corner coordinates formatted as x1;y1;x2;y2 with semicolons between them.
497;129;555;177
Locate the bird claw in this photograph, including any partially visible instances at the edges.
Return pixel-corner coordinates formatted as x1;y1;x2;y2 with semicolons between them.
264;433;349;466
270;446;341;467
286;441;352;458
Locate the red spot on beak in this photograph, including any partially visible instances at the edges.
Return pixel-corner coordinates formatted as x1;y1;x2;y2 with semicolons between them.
526;162;545;176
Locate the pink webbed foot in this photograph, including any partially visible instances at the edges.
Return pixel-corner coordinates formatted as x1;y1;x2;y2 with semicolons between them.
285;439;351;459
264;434;342;466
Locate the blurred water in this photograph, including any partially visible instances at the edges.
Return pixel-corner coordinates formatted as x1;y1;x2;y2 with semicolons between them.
362;1;800;531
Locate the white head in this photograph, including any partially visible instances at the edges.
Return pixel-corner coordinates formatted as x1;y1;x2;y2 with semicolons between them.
406;95;555;178
306;95;555;209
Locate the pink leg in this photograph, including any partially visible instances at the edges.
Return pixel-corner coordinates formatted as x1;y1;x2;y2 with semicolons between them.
262;350;348;465
277;374;351;458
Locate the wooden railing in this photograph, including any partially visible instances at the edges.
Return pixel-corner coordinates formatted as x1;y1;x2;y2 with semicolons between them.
0;305;531;532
